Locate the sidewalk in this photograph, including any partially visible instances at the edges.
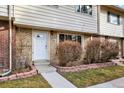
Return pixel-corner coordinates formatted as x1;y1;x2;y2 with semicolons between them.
34;60;76;88
88;77;124;88
41;72;76;88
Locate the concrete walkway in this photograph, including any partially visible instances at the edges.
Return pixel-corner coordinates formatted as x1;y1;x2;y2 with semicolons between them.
34;60;56;73
41;72;76;88
88;77;124;88
112;59;124;66
34;60;76;88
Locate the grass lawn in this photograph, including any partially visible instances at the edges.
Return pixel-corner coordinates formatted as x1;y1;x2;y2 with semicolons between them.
0;74;51;88
61;66;124;88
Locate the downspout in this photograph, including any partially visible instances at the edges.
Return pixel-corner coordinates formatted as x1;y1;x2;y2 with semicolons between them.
97;5;100;34
0;5;12;76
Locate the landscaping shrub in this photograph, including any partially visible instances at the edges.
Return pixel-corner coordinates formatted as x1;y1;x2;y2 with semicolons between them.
84;38;119;64
66;57;83;67
57;40;82;66
84;38;101;64
101;40;119;62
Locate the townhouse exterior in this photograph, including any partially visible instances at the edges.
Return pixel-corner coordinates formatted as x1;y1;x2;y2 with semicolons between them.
0;5;124;74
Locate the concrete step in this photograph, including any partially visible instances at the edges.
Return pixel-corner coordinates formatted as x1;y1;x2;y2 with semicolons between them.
112;59;124;66
34;59;49;63
34;60;56;73
35;65;56;73
34;62;50;66
34;60;50;66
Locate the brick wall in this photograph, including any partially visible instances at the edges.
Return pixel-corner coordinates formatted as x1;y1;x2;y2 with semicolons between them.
0;20;9;72
50;31;58;65
16;27;32;67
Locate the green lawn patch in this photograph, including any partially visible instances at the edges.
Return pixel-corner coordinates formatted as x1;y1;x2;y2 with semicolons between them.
0;74;51;88
61;66;124;88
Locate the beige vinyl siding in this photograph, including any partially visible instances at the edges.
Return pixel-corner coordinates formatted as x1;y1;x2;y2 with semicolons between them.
0;5;8;17
14;5;98;34
100;6;124;37
0;5;14;19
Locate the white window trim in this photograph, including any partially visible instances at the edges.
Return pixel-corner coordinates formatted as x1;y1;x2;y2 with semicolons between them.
108;12;120;25
75;5;93;16
59;33;82;44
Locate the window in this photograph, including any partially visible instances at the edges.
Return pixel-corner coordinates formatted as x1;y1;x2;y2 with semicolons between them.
105;37;117;43
59;34;81;44
108;12;120;25
47;5;59;8
75;5;92;15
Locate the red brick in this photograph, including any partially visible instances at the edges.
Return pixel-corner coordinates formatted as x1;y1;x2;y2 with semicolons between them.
0;76;8;82
23;71;33;78
8;74;17;80
29;69;36;74
24;71;31;75
16;73;25;79
57;62;116;72
0;21;9;72
32;71;37;75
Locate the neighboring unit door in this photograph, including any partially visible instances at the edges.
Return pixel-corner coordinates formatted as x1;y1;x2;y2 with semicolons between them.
33;32;48;61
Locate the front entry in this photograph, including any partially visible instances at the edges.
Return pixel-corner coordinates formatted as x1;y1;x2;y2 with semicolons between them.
32;31;48;61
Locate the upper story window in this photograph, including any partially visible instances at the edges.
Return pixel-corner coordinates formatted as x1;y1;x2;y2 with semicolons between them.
75;5;92;15
108;12;120;25
47;5;59;8
59;34;81;44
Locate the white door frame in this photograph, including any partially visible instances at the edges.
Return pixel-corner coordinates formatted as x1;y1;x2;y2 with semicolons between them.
32;30;49;61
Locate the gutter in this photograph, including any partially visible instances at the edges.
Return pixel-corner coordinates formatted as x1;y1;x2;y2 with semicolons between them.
103;5;124;13
0;5;12;77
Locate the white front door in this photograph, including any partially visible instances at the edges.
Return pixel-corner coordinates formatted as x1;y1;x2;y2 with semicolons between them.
33;31;48;61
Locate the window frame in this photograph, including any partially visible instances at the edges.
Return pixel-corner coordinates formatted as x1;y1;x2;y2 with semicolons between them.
107;12;120;25
75;5;93;16
59;33;82;44
47;5;59;8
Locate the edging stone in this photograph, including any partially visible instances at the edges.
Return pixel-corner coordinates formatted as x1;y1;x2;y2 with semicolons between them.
0;65;38;82
56;62;116;72
8;74;17;80
0;77;8;82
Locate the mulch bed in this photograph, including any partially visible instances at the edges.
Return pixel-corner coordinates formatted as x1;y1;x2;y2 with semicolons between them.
12;67;30;74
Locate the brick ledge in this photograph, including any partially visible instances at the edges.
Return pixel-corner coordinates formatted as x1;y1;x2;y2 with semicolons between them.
56;62;116;72
0;65;38;82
